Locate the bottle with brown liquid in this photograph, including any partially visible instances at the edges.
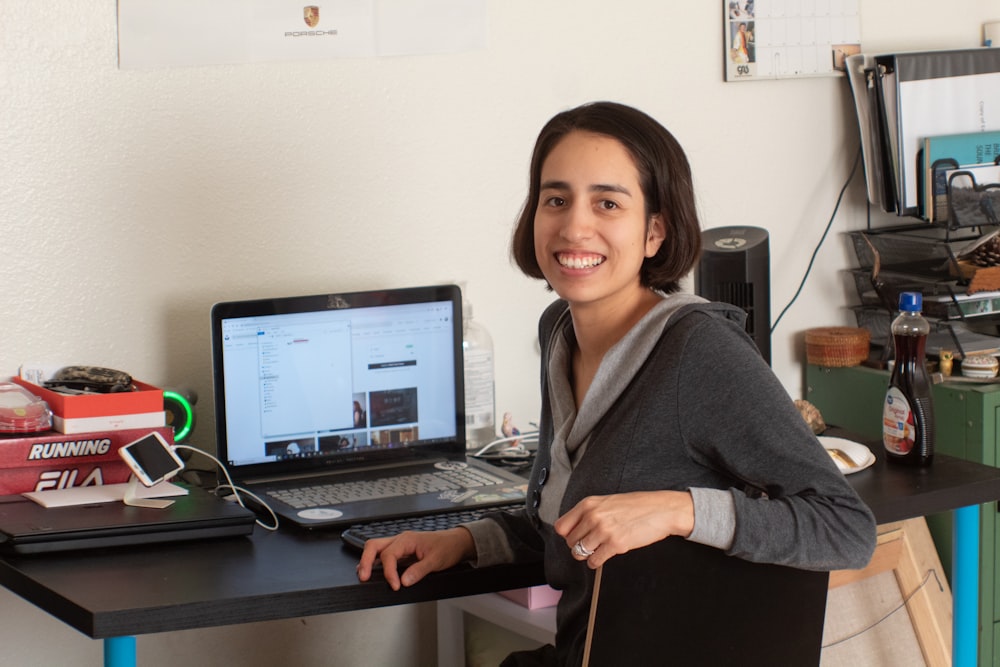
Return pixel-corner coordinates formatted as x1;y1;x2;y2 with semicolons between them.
882;292;934;465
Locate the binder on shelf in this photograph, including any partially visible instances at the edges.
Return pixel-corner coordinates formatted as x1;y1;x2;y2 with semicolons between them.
848;48;1000;218
873;55;901;213
845;53;887;211
894;49;1000;216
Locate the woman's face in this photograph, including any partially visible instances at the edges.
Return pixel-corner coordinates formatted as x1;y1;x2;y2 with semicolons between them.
533;130;664;312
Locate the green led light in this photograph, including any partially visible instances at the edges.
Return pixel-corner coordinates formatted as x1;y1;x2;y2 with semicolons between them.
164;390;194;442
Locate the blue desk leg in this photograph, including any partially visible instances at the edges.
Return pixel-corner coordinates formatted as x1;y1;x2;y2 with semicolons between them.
104;636;136;667
953;504;979;667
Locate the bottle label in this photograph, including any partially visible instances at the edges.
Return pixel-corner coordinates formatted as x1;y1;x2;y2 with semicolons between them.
464;348;495;427
883;386;914;454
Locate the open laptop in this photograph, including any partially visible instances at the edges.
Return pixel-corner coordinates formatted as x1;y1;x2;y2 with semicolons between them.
210;284;527;530
0;486;256;555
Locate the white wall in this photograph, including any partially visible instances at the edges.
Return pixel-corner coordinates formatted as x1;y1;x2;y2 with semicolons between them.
1;1;996;664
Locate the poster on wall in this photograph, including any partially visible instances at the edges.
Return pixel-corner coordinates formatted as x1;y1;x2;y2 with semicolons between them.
118;0;488;70
723;0;861;82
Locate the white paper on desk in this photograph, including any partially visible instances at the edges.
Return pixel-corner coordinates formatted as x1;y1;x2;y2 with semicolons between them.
23;481;188;508
17;363;65;386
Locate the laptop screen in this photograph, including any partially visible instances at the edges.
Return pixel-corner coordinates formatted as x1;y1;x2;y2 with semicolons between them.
210;285;465;478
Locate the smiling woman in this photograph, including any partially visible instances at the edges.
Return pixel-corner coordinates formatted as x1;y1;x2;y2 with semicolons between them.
511;103;701;296
356;102;877;667
532;131;665;328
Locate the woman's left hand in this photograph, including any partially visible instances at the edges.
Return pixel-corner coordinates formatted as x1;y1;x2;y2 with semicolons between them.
554;490;695;568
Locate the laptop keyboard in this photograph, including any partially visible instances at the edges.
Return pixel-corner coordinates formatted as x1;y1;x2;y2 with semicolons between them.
340;503;523;550
267;467;507;509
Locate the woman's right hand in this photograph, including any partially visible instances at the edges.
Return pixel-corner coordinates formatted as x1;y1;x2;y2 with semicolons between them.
356;527;476;591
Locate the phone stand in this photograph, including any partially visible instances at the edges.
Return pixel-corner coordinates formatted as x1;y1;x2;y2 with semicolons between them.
122;475;175;509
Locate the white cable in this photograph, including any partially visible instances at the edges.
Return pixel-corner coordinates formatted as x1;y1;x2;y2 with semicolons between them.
173;444;280;531
212;483;279;531
173;432;540;528
472;432;539;457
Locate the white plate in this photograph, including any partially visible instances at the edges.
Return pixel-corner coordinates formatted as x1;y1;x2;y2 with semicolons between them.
817;436;875;475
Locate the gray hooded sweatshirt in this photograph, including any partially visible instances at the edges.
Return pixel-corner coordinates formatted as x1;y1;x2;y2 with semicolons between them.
464;295;876;666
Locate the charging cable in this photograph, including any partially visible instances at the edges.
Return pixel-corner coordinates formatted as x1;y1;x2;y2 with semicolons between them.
471;432;540;462
172;444;280;531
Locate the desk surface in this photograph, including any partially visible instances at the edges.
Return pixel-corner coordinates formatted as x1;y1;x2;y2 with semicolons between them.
843;444;1000;524
0;450;998;641
0;524;545;639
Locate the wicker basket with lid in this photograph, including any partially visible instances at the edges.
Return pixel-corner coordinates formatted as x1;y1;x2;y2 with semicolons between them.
805;327;870;367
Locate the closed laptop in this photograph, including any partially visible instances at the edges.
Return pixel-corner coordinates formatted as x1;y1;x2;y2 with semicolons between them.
0;486;256;555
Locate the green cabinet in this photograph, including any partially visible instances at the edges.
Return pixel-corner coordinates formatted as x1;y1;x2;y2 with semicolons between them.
806;364;1000;664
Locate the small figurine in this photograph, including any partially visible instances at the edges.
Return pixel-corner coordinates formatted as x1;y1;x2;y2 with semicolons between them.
500;412;521;447
939;350;954;377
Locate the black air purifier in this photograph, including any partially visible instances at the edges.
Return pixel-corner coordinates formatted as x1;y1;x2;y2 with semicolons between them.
695;226;771;365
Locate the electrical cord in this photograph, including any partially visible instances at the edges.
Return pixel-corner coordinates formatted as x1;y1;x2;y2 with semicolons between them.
470;432;539;461
821;568;943;649
771;143;863;334
173;430;543;529
172;444;280;531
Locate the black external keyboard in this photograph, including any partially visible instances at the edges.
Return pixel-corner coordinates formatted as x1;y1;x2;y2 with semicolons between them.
340;503;522;550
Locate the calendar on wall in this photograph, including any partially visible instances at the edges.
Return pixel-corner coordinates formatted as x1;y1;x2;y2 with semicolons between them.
724;0;861;81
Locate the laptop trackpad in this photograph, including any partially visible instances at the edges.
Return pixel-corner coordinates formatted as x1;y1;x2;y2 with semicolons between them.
297;508;344;521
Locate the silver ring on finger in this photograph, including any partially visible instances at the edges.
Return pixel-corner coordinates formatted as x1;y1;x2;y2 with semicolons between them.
573;540;595;559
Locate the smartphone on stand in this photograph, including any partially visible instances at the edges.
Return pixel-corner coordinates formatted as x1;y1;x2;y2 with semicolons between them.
119;431;185;507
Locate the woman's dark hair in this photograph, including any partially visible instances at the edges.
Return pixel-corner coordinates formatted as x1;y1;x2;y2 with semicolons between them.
510;101;701;294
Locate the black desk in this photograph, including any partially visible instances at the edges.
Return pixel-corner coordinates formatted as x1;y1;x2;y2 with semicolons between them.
0;452;997;667
847;448;1000;525
838;450;1000;667
0;526;544;666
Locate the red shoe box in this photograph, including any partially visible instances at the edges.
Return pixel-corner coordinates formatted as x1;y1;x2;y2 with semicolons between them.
0;426;174;495
11;376;166;434
11;376;164;418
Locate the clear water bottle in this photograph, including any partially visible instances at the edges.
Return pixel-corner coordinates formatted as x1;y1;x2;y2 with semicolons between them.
463;297;496;450
882;291;934;466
